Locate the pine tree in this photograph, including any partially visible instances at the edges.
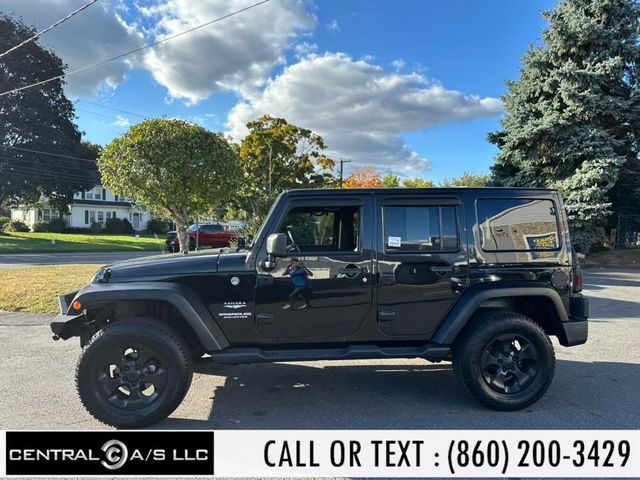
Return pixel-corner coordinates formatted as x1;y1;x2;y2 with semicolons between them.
489;0;640;250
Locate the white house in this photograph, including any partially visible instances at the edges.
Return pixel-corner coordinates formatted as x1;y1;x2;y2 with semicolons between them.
11;185;151;230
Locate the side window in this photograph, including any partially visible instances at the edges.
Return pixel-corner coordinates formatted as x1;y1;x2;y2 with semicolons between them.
279;206;360;252
384;205;458;251
476;198;560;252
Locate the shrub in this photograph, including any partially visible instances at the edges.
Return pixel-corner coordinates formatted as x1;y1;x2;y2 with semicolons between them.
64;227;90;234
89;222;103;233
105;217;125;234
3;220;30;232
147;218;169;234
0;216;10;230
48;217;66;233
122;218;135;234
32;221;51;232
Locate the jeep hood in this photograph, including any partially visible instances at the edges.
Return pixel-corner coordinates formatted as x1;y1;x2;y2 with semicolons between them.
102;250;248;283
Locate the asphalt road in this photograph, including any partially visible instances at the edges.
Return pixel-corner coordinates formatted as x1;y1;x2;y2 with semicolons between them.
0;251;161;269
0;268;638;430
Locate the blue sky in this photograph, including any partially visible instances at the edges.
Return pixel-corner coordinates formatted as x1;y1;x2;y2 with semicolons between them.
9;0;557;182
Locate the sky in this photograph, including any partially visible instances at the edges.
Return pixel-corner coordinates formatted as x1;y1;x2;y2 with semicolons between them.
3;0;557;182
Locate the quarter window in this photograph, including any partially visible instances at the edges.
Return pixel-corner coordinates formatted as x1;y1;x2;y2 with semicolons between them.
383;205;458;251
476;199;560;252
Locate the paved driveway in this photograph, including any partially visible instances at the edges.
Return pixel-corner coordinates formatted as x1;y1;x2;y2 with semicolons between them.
0;268;638;430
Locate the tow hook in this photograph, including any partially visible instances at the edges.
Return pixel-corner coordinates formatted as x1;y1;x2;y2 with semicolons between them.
52;334;60;341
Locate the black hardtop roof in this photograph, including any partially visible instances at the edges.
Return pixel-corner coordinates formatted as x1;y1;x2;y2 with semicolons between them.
284;187;557;196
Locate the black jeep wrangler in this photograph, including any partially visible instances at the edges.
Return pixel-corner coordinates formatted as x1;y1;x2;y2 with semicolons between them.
51;188;588;427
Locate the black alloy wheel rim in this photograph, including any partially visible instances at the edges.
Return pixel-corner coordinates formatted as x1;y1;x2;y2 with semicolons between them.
480;333;539;394
97;343;168;410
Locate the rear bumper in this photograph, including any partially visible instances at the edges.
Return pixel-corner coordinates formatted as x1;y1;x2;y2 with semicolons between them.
559;296;589;347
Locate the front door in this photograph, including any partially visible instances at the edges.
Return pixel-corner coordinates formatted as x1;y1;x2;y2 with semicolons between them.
254;196;374;342
375;195;468;338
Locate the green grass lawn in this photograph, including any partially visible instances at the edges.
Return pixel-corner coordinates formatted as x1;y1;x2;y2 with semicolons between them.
0;232;166;254
0;264;101;312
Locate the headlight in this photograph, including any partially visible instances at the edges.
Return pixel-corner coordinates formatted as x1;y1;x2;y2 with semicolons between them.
91;267;111;284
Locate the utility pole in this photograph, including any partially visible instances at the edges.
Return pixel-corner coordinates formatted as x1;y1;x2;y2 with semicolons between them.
339;158;351;187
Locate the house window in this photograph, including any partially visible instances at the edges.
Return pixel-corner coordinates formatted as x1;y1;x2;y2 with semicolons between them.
106;212;112;220
97;211;104;224
89;211;96;224
84;210;89;224
113;211;117;218
86;190;93;200
94;187;102;200
42;209;51;222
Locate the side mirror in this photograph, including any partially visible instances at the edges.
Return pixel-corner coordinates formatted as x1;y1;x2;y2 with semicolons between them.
264;233;287;269
266;233;287;257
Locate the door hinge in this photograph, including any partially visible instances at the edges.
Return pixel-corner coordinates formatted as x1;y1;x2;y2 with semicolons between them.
256;274;274;286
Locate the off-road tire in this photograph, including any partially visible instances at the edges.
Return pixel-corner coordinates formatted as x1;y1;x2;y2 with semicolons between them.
76;318;193;428
453;311;555;410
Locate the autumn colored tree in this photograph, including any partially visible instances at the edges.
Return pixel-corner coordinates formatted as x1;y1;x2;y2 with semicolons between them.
235;116;336;231
343;167;383;188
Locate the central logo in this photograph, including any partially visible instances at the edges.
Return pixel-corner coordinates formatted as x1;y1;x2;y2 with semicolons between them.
223;302;247;309
101;440;128;470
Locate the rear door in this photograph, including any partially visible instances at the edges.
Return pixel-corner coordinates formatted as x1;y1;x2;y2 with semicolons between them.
375;194;468;337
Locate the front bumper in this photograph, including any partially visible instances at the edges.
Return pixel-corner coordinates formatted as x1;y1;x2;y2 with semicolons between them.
51;290;84;340
51;313;86;340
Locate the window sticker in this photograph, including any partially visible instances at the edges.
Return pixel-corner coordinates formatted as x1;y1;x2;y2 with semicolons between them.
387;236;402;247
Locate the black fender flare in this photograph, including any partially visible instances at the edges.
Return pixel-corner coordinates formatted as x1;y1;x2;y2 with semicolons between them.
70;282;229;351
431;282;568;345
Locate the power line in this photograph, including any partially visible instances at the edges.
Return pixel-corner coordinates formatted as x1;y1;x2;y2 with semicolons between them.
75;107;116;120
74;99;147;119
6;166;100;183
0;0;100;60
1;145;97;163
0;0;270;98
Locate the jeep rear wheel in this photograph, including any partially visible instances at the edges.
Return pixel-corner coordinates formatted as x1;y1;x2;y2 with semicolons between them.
76;318;192;428
453;312;555;410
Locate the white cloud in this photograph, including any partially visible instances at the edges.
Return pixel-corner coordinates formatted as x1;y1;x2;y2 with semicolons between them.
325;19;339;33
112;115;131;127
3;0;144;96
293;42;318;59
390;58;406;71
227;53;503;175
139;0;316;103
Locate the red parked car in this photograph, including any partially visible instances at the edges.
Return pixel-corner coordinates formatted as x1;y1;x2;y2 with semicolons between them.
166;223;238;252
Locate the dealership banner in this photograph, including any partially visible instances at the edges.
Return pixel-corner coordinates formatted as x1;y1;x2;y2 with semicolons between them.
1;430;639;477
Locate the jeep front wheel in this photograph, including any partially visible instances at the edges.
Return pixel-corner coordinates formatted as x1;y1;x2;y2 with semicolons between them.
76;318;193;428
453;312;555;410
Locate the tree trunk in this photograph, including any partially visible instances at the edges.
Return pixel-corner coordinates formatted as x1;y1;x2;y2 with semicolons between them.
173;212;190;254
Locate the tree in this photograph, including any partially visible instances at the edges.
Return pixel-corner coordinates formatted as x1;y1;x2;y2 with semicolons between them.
343;167;383;188
98;119;241;253
0;13;96;210
403;178;435;188
235;115;335;231
489;0;640;249
440;172;490;187
382;173;401;187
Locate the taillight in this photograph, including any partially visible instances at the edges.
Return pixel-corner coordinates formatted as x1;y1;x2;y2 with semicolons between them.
574;269;583;292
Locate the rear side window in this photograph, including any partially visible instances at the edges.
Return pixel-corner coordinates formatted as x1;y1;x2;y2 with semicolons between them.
476;198;560;252
383;206;458;251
